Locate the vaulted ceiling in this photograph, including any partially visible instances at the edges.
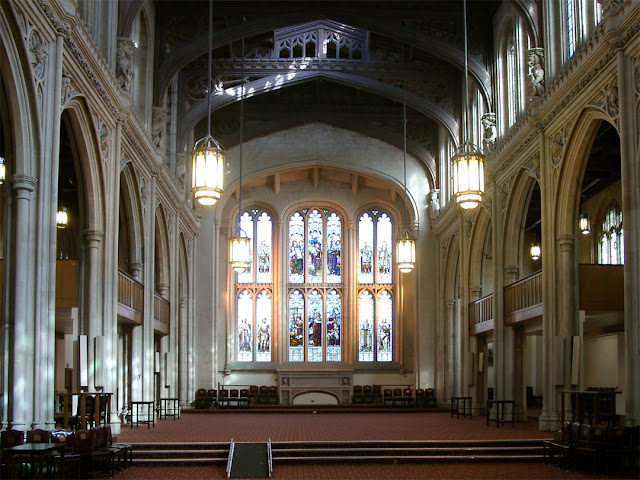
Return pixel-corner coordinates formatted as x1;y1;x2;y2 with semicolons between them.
121;1;521;187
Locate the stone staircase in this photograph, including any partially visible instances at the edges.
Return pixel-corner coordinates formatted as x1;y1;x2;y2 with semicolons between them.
130;439;544;466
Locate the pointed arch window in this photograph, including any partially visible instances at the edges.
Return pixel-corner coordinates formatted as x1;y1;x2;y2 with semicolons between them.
287;208;343;362
357;209;394;362
236;209;273;362
599;202;624;265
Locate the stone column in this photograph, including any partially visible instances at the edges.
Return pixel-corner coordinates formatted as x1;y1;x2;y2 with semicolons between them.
615;48;639;426
491;179;505;402
469;285;482;414
7;176;38;429
557;234;576;422
445;300;456;401
178;299;188;407
84;230;104;391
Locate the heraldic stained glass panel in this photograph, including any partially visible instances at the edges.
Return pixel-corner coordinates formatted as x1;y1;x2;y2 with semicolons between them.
377;213;392;284
256;212;272;284
359;213;374;284
377;290;393;362
288;289;304;361
237;290;253;361
325;289;341;361
307;209;324;283
326;212;341;283
237;212;254;284
255;290;272;362
289;212;305;283
358;290;374;361
307;289;323;361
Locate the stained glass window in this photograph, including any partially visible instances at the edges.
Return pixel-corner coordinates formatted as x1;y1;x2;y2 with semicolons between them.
255;290;272;362
358;290;374;361
256;213;272;283
599;202;624;265
377;214;392;284
289;212;305;283
236;209;273;362
357;209;394;362
237;212;254;284
377;291;393;362
237;290;253;361
326;290;341;361
567;0;576;57
307;290;323;362
288;290;305;361
307;210;323;283
359;213;374;283
326;213;342;283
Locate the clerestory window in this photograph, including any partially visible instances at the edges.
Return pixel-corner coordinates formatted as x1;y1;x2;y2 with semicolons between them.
599;202;624;265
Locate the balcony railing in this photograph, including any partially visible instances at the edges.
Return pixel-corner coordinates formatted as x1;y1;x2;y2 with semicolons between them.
469;293;494;334
117;269;144;324
154;293;170;334
504;270;543;323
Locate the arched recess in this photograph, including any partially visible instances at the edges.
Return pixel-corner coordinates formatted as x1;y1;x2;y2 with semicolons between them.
118;163;144;278
178;233;189;302
131;3;155;128
467;207;493;297
502;170;540;275
154;204;171;297
440;233;460;402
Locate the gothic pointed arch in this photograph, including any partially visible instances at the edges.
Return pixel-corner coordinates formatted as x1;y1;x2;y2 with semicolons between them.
119;163;144;277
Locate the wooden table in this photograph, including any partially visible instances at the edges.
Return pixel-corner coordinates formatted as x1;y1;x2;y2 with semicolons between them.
487;399;515;427
450;396;472;419
159;397;180;420
3;443;64;478
129;400;155;428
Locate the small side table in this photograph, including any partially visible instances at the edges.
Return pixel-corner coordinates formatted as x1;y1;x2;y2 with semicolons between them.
130;400;155;429
160;397;180;420
3;443;64;479
487;399;515;427
450;396;472;419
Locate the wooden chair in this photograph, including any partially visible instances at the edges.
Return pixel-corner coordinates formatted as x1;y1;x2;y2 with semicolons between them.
383;388;394;407
104;424;132;472
372;385;382;404
219;389;230;408
543;421;572;466
1;429;24;478
50;430;81;478
425;388;437;407
402;388;414;408
239;389;250;408
26;429;50;444
352;385;364;404
267;386;278;404
207;389;218;408
362;385;374;404
75;428;114;478
194;389;209;408
603;426;638;475
249;385;259;404
392;388;403;407
414;388;426;408
258;386;269;405
573;424;608;473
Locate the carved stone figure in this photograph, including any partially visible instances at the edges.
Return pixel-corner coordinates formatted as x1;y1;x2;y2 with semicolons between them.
527;48;545;99
152;107;166;151
30;40;48;80
428;189;440;224
481;113;497;153
116;38;135;92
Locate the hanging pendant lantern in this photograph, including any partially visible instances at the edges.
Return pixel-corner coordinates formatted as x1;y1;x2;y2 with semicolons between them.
579;213;591;235
56;206;69;229
192;135;225;206
452;141;485;209
229;229;251;273
530;241;541;261
396;228;416;273
191;0;224;206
